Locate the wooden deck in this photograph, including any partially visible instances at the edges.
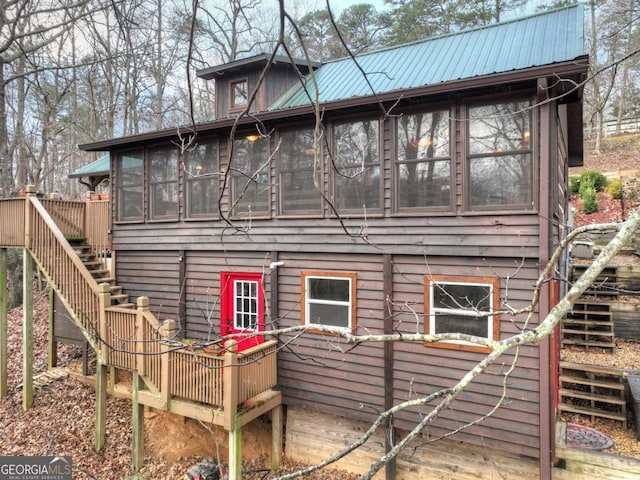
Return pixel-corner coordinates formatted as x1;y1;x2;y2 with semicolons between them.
0;192;282;479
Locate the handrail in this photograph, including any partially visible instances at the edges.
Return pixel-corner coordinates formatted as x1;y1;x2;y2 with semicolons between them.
26;196;102;349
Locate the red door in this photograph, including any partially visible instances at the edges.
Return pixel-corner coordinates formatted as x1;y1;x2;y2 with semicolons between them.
220;272;264;352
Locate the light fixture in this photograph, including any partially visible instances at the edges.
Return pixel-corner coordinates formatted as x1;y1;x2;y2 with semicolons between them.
246;134;261;142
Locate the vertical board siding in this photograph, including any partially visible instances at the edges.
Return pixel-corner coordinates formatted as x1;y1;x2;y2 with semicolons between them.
390;254;542;458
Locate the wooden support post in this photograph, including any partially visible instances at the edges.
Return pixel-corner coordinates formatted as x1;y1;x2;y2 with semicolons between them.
22;250;33;411
97;283;111;365
271;405;283;470
223;340;239;431
159;319;175;408
95;362;107;451
228;422;242;480
136;297;149;375
223;340;240;480
132;371;145;471
47;288;57;369
0;248;7;398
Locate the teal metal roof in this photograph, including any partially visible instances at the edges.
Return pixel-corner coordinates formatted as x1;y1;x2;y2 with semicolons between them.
69;155;110;178
271;5;585;109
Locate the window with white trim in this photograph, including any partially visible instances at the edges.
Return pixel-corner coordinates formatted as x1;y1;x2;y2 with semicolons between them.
426;275;499;351
301;271;356;332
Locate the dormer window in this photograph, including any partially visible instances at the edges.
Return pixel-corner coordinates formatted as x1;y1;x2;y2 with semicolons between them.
230;78;248;110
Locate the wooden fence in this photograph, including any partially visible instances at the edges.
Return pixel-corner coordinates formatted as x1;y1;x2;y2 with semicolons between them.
0;198;25;246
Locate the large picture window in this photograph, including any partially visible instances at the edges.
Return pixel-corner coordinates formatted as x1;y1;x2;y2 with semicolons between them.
396;110;451;211
185;140;218;218
301;271;356;332
467;101;533;210
279;128;322;215
425;275;500;352
231;136;270;218
149;147;178;220
116;150;143;222
333;119;381;212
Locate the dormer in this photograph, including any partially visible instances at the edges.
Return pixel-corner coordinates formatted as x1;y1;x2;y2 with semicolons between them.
197;54;321;119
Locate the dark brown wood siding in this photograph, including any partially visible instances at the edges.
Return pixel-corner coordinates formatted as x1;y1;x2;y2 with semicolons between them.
115;251;181;322
276;252;387;419
390;254;542;458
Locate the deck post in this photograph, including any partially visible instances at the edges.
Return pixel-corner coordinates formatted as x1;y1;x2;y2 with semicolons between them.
0;248;7;398
95;362;107;451
229;422;242;480
22;250;33;411
47;288;57;369
97;283;111;365
271;404;283;469
223;340;240;479
159;319;175;408
132;371;145;471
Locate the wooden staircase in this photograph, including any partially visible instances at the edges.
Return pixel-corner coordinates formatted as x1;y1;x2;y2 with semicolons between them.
69;240;134;308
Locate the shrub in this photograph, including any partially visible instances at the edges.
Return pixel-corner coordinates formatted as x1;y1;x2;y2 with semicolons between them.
581;187;599;214
605;178;623;199
569;175;580;195
579;170;607;192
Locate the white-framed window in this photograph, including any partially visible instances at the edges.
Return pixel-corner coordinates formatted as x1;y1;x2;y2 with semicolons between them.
425;275;499;352
301;270;357;332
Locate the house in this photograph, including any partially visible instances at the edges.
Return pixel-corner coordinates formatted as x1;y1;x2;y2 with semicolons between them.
2;5;590;479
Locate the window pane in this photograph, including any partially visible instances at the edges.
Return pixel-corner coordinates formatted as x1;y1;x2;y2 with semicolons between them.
309;277;350;302
149;148;178;219
116;151;143;221
469;102;531;154
309;303;349;327
234;280;258;330
232;137;270;217
334;120;380;210
186;141;218;217
469;155;532;206
231;80;248;108
467;101;533;209
280;128;321;214
433;283;491;311
435;314;489;337
396;111;451;209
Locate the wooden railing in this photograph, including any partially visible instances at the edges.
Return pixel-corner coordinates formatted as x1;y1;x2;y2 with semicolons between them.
103;296;277;410
85;200;110;259
40;199;85;239
0;198;25;246
27;197;101;346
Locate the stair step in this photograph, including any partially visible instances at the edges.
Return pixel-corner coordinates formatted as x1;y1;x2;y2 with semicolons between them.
111;294;129;302
90;269;111;277
83;261;104;269
110;286;123;295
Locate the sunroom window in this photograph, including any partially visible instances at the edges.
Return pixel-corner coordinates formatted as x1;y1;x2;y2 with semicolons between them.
301;271;357;332
116;150;143;222
426;275;500;352
231;135;270;218
185;140;218;218
467;100;533;210
149;147;178;220
333;119;381;212
279;128;322;215
396;110;451;211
